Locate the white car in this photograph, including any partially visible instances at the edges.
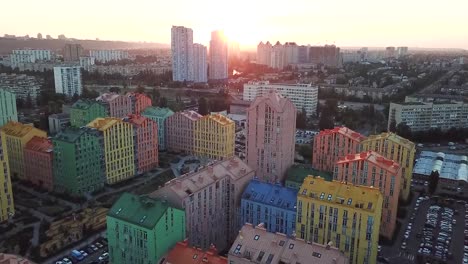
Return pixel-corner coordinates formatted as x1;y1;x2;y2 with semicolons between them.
80;250;88;257
62;258;72;264
99;253;109;261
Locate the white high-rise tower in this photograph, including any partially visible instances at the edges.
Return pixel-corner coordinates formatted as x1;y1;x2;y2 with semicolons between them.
209;30;228;81
171;26;194;82
193;44;207;83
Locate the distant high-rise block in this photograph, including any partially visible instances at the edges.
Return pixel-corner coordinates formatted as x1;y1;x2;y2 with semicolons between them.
10;49;52;68
0;131;14;222
70;99;108;127
0;89;18;126
193;43;207;83
63;44;84;62
209;30;228;81
194;114;235;160
89;50;128;63
270;41;285;69
142;107;174;150
54;66;83;96
256;41;272;66
171;26;194;82
309;45;341;67
24;136;53;191
166;110;202;154
385;47;396;58
246;91;296;183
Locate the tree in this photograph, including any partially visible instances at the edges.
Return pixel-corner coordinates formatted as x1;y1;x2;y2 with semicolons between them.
198;97;209;115
16;98;24;109
324;99;338;116
158;97;168;108
428;170;440;195
319;112;334;130
135;85;145;94
151;88;160;104
396;122;412;139
109;87;121;94
296;108;307;129
389;119;397;132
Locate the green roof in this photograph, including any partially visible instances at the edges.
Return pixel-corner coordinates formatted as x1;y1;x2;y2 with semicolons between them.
54;127;86;143
142;107;174;118
71;99;100;110
107;192;169;229
286;164;332;184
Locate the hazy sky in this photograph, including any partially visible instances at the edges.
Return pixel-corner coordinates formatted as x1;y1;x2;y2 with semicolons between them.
3;0;468;50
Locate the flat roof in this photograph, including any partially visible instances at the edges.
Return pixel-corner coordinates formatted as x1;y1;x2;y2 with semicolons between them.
413;151;467;182
242;179;297;211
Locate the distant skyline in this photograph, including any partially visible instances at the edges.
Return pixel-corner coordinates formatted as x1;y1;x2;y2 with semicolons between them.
3;0;468;50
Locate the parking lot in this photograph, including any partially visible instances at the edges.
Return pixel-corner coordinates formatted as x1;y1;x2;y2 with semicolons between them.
52;236;109;264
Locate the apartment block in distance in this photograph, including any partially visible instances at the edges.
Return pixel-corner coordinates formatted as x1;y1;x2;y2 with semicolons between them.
70;99;108;127
24;136;53;191
124;115;158;174
296;176;382;264
243;81;318;116
54;66;82;96
142;107;174;150
171;26;194;82
209;30;228;81
107;193;185;264
0;131;14;222
162;240;227;264
0;89;18;126
312;127;365;172
334;151;401;239
0;122;47;179
89;50;129;63
166;110;202;154
87;118;135;184
246;90;296;183
0;73;41;104
150;157;254;252
194;114;235;160
240;179;297;236
53;128;105;195
228;223;348;264
361;132;416;201
63;43;84;62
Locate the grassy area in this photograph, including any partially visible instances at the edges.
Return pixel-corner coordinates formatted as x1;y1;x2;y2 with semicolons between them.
37;206;70;217
134;169;176;195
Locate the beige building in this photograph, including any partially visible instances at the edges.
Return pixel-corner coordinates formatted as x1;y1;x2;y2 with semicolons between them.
228;224;348;264
150;157;254;252
166;110;202;154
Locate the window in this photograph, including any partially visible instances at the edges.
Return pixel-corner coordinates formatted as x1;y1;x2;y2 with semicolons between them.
257;251;265;262
279;240;285;246
327;194;332;201
302;189;307;195
312;252;322;258
367;203;373;210
347;198;352;205
254;235;260;241
319;192;325;199
193;254;198;259
289;243;294;249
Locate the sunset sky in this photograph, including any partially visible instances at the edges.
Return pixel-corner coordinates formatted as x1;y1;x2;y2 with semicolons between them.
3;0;468;50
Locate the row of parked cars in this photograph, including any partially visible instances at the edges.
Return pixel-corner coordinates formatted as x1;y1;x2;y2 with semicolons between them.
463;204;468;264
54;237;108;264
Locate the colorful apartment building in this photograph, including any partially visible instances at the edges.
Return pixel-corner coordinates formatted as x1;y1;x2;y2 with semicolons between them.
194;114;235;160
107;193;186;264
246;90;296;183
0;131;14;222
333;151;401;239
127;92;152;115
162;240;227;264
124;115;158;173
0;122;47;179
142;107;174;150
166;110;202;154
53;128;105;195
0;254;35;264
296;176;382;264
285;164;332;191
150;157;254;252
24;136;54;191
70;99;108;127
240;179;297;236
0;88;18;126
96;92;152;118
228;223;348;264
361;132;416;201
312;127;365;172
87;118;135;184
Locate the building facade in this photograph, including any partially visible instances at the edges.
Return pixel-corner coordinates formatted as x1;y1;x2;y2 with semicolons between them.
125;115;158;174
312;127;365;172
87;118;135;184
0;73;41;104
54;66;83;96
243;81;318;116
194;114;235;160
0;122;47;180
240;179;297;236
193;43;207;83
24;136;54;191
63;44;84;62
296;176;382;264
107;193;186;264
10;49;52;67
0;131;14;222
228;223;348;264
256;41;272;66
89;50;129;63
53;128;105;195
309;45;341;67
142;107;174;150
79;56;95;71
96;93;131;118
70;99;108;127
0;89;18;126
171;26;194;82
334;151;401;239
48;113;70;135
246;91;296;183
126;92;152;115
270;41;285;69
209;30;228;81
150;157;254;252
361;132;416;201
165;110;202;154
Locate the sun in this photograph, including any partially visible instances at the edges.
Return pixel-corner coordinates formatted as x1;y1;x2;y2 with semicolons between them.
220;18;260;48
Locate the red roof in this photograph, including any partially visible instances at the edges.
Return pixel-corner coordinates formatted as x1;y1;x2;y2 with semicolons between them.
164;240;227;264
318;126;366;142
25;136;53;153
126;114;148;126
337;150;400;174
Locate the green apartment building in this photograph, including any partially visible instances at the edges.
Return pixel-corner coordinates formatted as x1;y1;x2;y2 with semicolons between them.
107;193;186;264
53;127;105;195
0;89;18;126
70;99;108;127
142;107;174;150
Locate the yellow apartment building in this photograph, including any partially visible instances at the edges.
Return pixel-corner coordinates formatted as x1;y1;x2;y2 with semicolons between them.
194;114;235;160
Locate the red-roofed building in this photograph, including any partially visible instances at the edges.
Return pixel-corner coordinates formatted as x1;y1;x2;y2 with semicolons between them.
125;114;158;173
162;240;227;264
312;126;365;172
24;136;53;191
333;150;401;239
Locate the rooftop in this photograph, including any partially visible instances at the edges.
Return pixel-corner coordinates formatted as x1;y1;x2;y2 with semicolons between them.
286;164;333;184
163;240;227;264
206;114;234;126
71;99;101;110
180;110;203;121
246;80;314;88
54;127;93;143
142;106;174;118
242;179;297;211
25;136;53;153
248;90;295;113
336;150;400;174
48;113;70;119
87;117;124;131
413;151;467;182
108;193;171;229
96;93;120;102
229;224;348;264
125;114;149;126
0;122;44;138
0;253;35;264
362;132;415;150
299;176;382;212
317;126;366;142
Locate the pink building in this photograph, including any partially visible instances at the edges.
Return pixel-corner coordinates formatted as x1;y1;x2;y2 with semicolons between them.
334;150;401;239
96;92;151;118
312;127;365;172
126;114;158;173
24;136;53;191
166;110;202;154
246;90;296;183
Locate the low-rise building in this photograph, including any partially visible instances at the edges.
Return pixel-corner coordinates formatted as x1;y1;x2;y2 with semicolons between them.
24;136;53;191
142;107;174;150
70;99;108;127
48;113;70;135
194;114;235;160
228;223;348;264
166;110;202;154
124;115;158;173
161;240;227;264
